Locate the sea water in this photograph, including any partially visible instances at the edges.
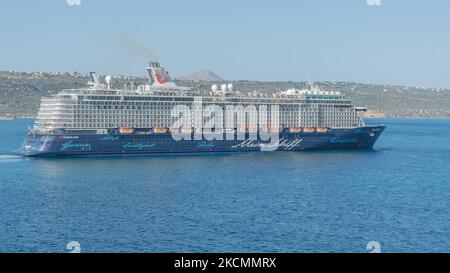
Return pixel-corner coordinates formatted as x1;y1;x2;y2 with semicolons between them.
0;119;449;252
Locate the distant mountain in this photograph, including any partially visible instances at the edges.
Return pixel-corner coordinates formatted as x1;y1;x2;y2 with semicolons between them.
175;69;223;81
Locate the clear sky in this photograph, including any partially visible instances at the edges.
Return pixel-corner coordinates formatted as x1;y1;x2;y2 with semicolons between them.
1;0;449;87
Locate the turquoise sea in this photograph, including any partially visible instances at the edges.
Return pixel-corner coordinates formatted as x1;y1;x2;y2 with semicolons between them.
0;118;449;252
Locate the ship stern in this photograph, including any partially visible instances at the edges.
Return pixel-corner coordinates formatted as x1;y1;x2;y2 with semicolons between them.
14;133;57;157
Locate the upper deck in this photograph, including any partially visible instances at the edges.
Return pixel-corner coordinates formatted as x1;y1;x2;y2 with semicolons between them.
54;85;353;106
32;62;366;133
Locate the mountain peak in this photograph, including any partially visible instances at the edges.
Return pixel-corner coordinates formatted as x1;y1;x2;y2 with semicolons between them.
176;69;224;81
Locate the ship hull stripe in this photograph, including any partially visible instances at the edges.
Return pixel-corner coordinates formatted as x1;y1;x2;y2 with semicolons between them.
15;126;385;157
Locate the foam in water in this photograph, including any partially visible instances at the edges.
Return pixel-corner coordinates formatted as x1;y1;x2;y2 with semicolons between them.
0;154;23;163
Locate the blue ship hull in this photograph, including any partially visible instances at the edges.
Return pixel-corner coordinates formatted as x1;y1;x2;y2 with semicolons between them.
16;125;385;157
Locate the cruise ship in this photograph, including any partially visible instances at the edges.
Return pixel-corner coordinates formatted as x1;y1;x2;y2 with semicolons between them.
16;61;385;156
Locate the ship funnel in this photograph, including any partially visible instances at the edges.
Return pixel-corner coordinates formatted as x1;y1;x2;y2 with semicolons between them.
146;66;154;85
147;61;172;85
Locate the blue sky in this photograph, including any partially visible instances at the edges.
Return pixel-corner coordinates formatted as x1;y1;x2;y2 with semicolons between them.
1;0;449;87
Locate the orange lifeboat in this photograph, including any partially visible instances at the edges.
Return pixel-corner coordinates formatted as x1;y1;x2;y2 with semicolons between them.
119;127;134;134
289;127;302;133
317;127;329;133
238;125;257;132
274;126;284;132
262;125;283;132
303;127;315;133
168;128;191;133
153;127;168;133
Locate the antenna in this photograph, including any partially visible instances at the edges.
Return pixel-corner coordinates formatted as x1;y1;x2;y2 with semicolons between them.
307;79;313;90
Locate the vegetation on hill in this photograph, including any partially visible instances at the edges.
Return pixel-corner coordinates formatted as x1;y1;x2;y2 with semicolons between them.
1;71;449;118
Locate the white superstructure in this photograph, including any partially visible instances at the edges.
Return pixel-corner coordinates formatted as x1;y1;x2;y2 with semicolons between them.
34;62;366;133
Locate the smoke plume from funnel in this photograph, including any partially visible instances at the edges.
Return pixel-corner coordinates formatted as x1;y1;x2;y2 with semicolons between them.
120;33;158;63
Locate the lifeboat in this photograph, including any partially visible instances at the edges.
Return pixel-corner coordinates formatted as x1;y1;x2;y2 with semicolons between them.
273;126;284;132
153;127;168;133
119;127;134;134
259;125;278;132
316;127;329;133
247;125;257;132
289;127;302;133
170;128;192;133
261;125;283;132
303;127;315;133
238;125;256;132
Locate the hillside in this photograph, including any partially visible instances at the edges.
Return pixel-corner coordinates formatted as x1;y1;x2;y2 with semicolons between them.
1;70;449;118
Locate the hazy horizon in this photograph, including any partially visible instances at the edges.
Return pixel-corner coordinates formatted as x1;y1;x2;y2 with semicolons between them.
1;0;450;88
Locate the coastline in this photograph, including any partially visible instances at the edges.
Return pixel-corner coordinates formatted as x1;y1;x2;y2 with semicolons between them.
2;116;450;121
0;116;34;120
